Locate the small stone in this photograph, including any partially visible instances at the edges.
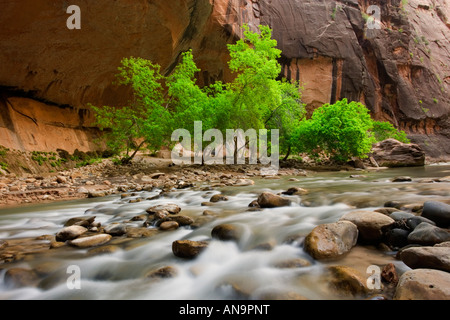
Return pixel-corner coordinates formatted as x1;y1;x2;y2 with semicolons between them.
392;176;412;182
209;194;229;202
381;263;399;285
146;266;178;279
4;268;39;288
282;187;308;196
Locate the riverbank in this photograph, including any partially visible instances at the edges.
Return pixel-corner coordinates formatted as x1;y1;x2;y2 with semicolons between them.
0;154;372;208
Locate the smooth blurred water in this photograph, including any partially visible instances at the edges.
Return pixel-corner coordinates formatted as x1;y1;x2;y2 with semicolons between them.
1;164;450;300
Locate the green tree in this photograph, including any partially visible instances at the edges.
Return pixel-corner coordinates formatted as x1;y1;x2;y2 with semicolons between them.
90;57;172;163
291;99;409;163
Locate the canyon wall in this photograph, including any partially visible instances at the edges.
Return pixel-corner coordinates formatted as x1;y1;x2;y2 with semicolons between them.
0;0;448;159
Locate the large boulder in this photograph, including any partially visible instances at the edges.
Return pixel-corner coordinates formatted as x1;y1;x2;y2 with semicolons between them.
339;210;395;243
394;269;450;300
257;192;292;208
68;234;112;248
421;201;450;227
304;221;358;260
371;139;426;167
407;222;450;245
55;225;87;242
399;246;450;272
172;240;209;259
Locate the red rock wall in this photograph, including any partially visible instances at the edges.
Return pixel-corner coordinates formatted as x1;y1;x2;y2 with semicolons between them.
0;0;449;159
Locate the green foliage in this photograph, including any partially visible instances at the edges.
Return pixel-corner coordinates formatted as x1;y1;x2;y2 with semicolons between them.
371;121;410;143
290;99;409;163
91;25;305;163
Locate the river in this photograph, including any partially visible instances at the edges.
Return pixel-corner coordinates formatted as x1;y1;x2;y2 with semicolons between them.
1;164;450;300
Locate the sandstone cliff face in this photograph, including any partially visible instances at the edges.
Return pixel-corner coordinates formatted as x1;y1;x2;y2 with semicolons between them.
0;0;449;159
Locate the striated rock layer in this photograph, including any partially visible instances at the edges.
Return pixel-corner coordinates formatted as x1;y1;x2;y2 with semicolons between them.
0;0;449;160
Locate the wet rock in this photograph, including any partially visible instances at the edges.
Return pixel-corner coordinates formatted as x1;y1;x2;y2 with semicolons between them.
272;258;311;269
394;269;450;300
381;263;399;286
339;210;395;243
371;139;425;168
399;246;450;272
4;268;39;288
233;179;254;186
282;187;308;196
392;176;412;182
64;216;96;227
68;234;112;248
146;266;178;279
172;240;209;259
126;227;158;238
159;221;179;231
254;290;308;300
257;192;292;208
55;225;88;242
389;211;415;221
162;215;194;226
304;221;358;260
248;200;260;208
87;245;121;256
407;222;450;245
421;201;450;227
328;265;369;297
88;190;109;198
385;228;410;249
209;194;229;202
146;203;181;215
104;223;127;236
211;224;244;242
0;239;7;249
406;216;436;230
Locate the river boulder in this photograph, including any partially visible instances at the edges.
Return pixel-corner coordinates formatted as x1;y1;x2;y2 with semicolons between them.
421;201;450;227
339;210;395;243
103;223;127;236
257;192;292;208
211;224;244;242
68;234;112;248
304;221;358;260
55;225;87;242
407;222;450;245
172;240;209;259
394;269;450;300
371;139;425;168
399;246;450;272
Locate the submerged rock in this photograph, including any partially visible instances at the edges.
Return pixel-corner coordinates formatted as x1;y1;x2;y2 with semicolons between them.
211;224;244;242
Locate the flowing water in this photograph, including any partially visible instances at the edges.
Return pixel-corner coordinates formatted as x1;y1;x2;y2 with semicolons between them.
1;164;450;300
